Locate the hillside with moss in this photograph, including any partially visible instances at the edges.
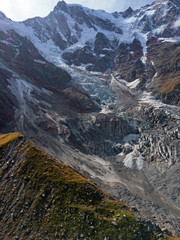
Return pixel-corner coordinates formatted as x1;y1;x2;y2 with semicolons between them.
0;132;174;240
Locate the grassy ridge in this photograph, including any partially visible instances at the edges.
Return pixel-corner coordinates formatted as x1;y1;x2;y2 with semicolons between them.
0;132;23;147
0;133;178;239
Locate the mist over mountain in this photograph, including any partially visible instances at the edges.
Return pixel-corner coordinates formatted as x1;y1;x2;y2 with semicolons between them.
0;0;180;239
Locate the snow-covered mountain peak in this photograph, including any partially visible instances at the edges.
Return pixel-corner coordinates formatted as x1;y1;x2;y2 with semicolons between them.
14;0;177;76
0;0;179;79
54;0;87;13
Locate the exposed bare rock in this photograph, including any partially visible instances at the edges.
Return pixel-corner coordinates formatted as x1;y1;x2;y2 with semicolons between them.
114;39;144;82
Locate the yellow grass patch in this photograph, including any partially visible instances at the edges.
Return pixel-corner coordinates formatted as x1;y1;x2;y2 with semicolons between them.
159;76;180;93
0;132;24;147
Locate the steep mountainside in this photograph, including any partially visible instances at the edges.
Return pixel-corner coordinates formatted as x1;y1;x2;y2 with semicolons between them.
0;0;180;237
22;0;180;105
0;132;167;240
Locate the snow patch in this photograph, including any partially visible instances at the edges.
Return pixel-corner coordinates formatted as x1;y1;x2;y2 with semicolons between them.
123;146;144;170
34;59;46;64
0;40;11;45
100;107;113;114
154;24;167;34
141;55;147;64
159;37;180;43
151;61;155;66
118;152;124;157
126;79;140;89
146;9;156;16
124;153;133;169
99;54;106;58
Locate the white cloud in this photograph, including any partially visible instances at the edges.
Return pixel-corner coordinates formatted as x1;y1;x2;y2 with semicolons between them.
0;0;155;21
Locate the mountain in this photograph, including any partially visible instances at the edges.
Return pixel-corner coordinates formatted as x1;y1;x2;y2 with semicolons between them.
22;0;180;104
0;0;180;237
0;132;166;240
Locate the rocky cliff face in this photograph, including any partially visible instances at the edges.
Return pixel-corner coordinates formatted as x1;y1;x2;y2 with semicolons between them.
114;39;144;82
0;0;180;237
146;38;180;105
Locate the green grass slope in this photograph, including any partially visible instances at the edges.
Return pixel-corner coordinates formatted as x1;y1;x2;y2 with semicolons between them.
0;132;176;240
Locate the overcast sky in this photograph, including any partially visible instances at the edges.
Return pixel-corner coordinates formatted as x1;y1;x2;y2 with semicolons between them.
0;0;155;21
